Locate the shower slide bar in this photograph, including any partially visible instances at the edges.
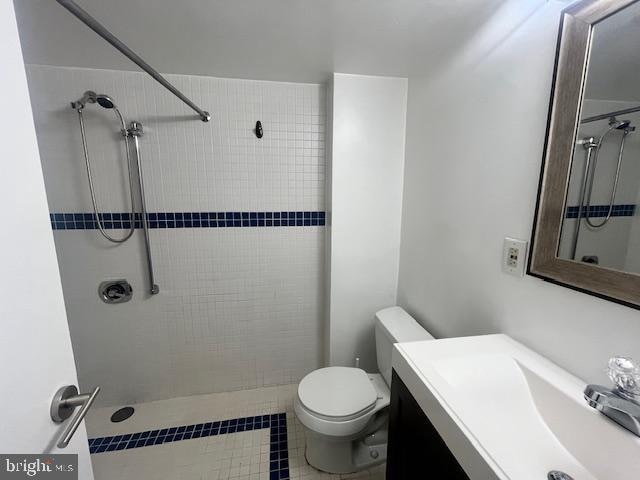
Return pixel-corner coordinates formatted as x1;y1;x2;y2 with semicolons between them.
55;0;211;123
128;121;160;295
581;105;640;124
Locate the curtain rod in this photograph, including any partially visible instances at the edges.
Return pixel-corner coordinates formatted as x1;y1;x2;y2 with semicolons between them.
581;104;640;124
56;0;211;122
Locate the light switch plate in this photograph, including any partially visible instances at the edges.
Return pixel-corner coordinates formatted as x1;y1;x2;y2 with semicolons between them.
502;237;528;277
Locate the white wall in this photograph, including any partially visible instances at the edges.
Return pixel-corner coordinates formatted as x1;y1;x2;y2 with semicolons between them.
0;4;92;477
27;65;327;406
397;0;640;387
327;73;408;371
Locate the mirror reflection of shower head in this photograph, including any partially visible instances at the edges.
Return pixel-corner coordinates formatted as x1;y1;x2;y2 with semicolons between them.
609;117;633;131
597;118;636;143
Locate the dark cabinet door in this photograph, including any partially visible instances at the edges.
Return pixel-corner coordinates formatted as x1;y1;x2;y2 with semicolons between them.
387;370;470;480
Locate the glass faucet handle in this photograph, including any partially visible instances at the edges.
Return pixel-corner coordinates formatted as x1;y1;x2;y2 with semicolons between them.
607;356;640;400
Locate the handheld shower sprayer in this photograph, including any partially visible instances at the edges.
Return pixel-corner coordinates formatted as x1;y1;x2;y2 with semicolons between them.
609;117;635;134
95;94;116;109
71;91;116;111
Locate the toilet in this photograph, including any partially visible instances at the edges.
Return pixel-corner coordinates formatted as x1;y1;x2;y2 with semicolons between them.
294;306;434;474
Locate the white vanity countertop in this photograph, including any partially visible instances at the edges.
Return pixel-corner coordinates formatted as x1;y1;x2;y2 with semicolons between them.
392;334;640;480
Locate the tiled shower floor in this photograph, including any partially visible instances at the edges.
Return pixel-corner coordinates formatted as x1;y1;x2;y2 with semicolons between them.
86;384;385;480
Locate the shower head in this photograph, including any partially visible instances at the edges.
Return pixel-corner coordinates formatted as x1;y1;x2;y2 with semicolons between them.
70;91;117;110
96;94;116;109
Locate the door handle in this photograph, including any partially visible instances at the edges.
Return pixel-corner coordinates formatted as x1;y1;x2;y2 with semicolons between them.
50;385;100;448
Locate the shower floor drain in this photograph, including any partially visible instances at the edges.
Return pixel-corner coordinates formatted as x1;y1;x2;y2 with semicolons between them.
110;407;135;423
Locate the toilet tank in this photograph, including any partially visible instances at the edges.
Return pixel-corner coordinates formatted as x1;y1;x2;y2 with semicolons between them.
375;306;434;386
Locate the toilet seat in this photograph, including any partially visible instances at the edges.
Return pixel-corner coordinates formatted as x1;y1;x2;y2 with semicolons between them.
295;369;390;437
298;367;377;420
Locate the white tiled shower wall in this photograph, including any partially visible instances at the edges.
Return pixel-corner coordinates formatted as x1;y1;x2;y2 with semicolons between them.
26;65;326;406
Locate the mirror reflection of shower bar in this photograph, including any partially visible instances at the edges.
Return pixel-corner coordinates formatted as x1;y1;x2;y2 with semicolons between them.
582;105;640;124
55;0;211;123
570;137;597;260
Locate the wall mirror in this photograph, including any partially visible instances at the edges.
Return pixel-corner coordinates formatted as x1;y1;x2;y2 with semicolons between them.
530;0;640;307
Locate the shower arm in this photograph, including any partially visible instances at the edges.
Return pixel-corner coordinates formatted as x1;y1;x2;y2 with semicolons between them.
55;0;210;123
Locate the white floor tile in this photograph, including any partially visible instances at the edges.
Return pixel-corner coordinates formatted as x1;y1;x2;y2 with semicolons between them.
87;384;385;480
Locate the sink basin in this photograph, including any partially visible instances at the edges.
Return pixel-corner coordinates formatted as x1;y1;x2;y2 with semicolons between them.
392;334;640;480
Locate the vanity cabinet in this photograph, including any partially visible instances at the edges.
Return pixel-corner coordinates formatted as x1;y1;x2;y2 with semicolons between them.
387;370;470;480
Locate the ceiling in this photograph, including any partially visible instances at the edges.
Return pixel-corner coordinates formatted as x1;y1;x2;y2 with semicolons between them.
14;0;505;83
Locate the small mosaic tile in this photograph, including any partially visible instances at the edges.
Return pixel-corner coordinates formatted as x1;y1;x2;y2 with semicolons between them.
88;412;289;480
50;212;326;230
565;204;636;219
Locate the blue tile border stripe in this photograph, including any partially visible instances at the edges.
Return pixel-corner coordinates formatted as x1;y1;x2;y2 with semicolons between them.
565;204;635;219
88;412;289;480
50;211;325;230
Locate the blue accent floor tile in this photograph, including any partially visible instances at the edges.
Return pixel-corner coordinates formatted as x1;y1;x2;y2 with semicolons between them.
88;412;289;479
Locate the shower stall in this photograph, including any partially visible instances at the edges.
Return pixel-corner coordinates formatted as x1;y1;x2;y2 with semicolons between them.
21;0;326;406
10;0;350;476
18;0;327;476
22;63;327;478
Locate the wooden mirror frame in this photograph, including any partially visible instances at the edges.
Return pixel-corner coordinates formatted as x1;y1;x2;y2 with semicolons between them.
529;0;640;308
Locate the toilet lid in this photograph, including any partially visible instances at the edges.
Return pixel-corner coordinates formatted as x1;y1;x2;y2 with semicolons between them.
298;367;377;419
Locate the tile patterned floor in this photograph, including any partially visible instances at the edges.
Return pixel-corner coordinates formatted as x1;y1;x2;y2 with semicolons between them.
86;385;385;480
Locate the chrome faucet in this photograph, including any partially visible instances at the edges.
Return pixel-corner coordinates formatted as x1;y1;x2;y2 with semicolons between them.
584;357;640;437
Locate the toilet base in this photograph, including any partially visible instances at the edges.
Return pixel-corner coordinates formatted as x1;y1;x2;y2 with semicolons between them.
303;416;388;474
